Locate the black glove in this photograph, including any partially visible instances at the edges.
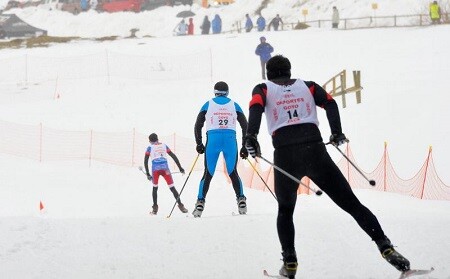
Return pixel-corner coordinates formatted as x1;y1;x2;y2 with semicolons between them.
146;173;153;181
239;146;248;159
244;135;261;158
179;167;185;174
196;143;205;154
329;133;348;146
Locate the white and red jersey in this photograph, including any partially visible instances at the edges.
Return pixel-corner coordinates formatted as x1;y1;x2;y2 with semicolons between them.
146;142;170;171
264;79;319;135
205;99;237;131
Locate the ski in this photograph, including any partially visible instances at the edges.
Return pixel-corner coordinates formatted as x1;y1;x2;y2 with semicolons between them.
399;267;434;279
263;269;288;278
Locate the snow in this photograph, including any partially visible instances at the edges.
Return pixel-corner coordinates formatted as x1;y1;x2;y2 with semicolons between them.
1;0;450;278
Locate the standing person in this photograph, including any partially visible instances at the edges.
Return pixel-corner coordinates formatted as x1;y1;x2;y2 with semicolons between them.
244;55;411;278
268;14;283;31
429;1;442;24
245;13;254;32
175;19;188;36
144;133;187;215
332;6;340;28
256;14;266;31
188;17;194;35
192;81;249;218
211;14;222;34
200;15;211;35
255;36;274;79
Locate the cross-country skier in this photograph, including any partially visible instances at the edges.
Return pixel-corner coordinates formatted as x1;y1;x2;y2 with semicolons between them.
192;81;249;217
144;133;187;215
244;55;410;278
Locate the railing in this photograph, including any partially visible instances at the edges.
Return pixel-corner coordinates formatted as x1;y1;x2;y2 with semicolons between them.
229;13;450;33
322;70;362;108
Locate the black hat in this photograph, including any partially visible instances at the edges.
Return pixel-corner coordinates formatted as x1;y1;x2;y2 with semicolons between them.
148;133;158;143
214;81;229;96
266;55;291;80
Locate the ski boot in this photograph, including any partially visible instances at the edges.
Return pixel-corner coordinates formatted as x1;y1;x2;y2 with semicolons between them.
151;204;158;215
376;237;410;272
279;249;298;279
237;196;247;215
192;199;205;218
178;203;188;213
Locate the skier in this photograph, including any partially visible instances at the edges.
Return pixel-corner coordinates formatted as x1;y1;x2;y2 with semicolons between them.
192;81;248;217
144;133;187;215
244;55;410;278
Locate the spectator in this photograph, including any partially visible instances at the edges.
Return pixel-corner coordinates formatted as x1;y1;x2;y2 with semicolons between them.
256;14;266;31
245;13;254;32
188;18;194;35
80;0;88;11
254;36;274;79
211;14;222;34
269;14;283;31
429;1;442;24
200;15;211;35
332;6;340;28
175;19;188;36
90;0;97;10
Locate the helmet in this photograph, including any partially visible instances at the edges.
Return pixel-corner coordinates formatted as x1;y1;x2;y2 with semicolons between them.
148;133;158;143
266;55;291;80
214;81;229;97
260;36;266;41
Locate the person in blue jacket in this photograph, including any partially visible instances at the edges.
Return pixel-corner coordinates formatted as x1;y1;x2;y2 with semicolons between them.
211;14;222;34
255;36;274;79
192;81;248;218
256;14;266;31
80;0;88;11
245;13;253;32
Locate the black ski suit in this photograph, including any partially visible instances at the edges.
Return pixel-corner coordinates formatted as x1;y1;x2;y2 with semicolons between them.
247;78;386;252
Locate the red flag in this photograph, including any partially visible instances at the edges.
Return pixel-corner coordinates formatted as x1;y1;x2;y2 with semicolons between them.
39;201;44;211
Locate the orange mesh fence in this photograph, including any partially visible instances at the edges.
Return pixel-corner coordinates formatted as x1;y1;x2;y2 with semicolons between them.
1;119;449;201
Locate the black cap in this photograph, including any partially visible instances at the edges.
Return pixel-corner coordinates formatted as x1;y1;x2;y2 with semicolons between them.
214;81;229;96
266;55;291;80
148;133;158;143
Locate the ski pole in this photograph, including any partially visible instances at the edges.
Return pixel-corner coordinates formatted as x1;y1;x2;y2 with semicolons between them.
166;154;200;218
258;156;323;196
327;143;376;186
246;158;277;201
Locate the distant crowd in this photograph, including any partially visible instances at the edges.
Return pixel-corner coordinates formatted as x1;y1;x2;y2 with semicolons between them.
174;13;285;36
174;2;446;36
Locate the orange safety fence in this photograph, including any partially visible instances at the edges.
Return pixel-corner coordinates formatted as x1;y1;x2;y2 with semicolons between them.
1;119;449;201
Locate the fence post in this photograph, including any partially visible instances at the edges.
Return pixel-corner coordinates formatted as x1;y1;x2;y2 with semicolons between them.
394;15;397;27
353;70;362;104
89;129;93;167
39;123;43;162
420;146;432;199
25;53;28;84
105;49;110;85
340;70;347;108
131;128;136;167
383;142;387;192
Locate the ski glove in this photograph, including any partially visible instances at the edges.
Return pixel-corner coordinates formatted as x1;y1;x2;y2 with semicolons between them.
244;134;261;158
179;167;185;174
196;143;205;154
329;133;348;146
239;146;248;159
146;173;153;182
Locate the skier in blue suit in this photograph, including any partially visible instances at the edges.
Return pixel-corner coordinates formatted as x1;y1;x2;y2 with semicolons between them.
192;81;248;217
